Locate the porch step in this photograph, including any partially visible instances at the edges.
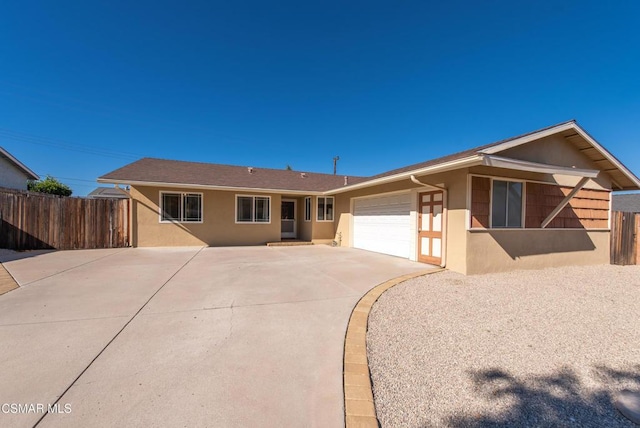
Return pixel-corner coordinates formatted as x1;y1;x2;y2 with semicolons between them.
266;240;314;247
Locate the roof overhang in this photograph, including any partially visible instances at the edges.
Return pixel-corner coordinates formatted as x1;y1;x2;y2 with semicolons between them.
97;178;325;196
480;121;578;154
481;155;600;178
0;147;39;180
479;121;640;190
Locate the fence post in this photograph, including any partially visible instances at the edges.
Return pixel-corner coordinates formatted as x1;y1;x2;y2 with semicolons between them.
109;203;114;248
635;214;639;265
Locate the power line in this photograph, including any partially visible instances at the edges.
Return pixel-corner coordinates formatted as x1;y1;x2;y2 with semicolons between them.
36;174;98;184
31;175;97;192
0;128;143;160
53;176;97;183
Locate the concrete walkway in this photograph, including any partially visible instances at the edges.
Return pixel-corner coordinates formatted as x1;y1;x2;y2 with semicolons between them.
0;246;429;427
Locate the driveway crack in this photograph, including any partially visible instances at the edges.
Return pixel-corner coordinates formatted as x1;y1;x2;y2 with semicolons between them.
18;248;129;287
0;314;130;328
228;300;234;340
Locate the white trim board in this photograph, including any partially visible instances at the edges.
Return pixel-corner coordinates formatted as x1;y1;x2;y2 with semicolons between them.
99;178;324;196
481;155;599;178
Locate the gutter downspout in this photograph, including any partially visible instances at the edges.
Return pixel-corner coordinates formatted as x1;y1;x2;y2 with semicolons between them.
410;175;447;269
127;197;132;247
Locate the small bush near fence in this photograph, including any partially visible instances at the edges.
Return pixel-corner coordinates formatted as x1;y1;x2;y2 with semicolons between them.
0;188;129;250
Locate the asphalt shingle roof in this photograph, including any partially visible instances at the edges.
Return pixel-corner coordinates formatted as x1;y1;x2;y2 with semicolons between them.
612;194;640;212
99;158;369;192
100;120;640;193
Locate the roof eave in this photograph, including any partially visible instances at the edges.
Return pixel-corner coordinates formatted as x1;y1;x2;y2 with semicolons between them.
0;147;39;180
571;126;640;190
97;178;326;195
479;121;577;155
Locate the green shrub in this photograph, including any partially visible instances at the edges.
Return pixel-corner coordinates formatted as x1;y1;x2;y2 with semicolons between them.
27;176;73;197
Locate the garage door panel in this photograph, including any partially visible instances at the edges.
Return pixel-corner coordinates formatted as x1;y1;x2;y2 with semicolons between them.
354;205;409;216
353;194;411;259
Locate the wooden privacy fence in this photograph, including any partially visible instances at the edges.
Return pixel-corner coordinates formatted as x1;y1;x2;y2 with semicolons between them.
610;211;639;266
0;189;129;250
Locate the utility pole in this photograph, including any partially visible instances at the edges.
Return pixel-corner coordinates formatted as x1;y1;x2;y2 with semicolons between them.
333;156;340;175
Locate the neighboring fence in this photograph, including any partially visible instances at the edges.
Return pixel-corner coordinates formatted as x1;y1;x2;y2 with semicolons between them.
610;211;639;266
0;188;129;250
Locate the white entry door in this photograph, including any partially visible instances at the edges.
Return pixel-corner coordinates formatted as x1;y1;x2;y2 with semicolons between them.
281;200;296;239
353;193;411;258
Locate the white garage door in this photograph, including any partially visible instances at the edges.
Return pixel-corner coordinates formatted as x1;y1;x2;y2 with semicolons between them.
353;193;411;259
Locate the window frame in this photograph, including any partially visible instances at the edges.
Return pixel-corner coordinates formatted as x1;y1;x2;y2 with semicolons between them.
159;191;203;223
304;197;311;222
489;179;525;229
316;196;334;222
235;195;272;224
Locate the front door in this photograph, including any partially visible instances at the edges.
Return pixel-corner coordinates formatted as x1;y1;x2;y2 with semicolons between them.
281;200;296;239
418;191;444;265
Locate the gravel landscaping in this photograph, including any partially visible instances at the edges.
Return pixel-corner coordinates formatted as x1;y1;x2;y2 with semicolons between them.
367;264;640;428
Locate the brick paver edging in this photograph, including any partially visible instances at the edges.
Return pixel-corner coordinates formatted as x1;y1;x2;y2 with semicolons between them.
343;268;445;427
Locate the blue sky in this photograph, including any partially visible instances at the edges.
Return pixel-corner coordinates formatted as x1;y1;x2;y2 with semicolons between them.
1;1;639;195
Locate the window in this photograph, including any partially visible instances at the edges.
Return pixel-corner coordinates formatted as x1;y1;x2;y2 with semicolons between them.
236;195;271;223
304;197;311;222
317;196;334;222
491;180;522;228
160;192;202;222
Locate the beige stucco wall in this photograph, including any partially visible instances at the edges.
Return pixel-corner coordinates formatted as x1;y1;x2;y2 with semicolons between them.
298;197;316;241
466;230;609;274
312;219;335;243
297;197;313;241
131;185;281;246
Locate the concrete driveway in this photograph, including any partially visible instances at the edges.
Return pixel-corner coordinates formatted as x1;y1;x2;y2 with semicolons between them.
0;245;429;427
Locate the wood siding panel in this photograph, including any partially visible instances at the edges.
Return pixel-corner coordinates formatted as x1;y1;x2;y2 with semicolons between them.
470;176;490;228
526;183;610;229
